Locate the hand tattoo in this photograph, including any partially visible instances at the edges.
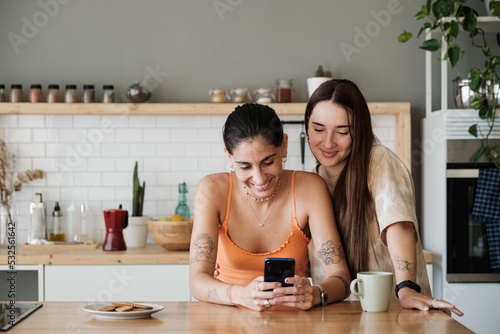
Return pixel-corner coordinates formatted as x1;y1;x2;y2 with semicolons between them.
317;240;345;265
192;233;216;263
394;256;416;277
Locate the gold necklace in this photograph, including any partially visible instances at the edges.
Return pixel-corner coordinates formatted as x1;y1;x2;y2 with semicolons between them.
245;193;278;227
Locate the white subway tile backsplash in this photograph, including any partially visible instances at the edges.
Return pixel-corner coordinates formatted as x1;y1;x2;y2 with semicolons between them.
1;113;398;238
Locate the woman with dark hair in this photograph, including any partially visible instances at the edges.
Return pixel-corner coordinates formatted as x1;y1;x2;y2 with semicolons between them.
190;103;350;311
305;79;463;316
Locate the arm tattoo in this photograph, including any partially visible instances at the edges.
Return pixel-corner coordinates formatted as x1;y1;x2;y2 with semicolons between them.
206;288;222;304
394;256;416;277
328;275;350;300
191;233;216;263
317;240;345;265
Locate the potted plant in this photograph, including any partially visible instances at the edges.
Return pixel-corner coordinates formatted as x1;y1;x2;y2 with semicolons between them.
124;161;149;248
307;65;333;98
398;0;500;168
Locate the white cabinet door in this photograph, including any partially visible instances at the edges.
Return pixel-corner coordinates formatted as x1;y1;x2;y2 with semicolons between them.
44;264;190;302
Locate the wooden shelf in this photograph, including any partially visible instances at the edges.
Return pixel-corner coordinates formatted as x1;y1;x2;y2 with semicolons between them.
0;102;408;116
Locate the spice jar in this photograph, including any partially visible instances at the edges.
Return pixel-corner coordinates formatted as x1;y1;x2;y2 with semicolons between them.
230;88;250;103
0;85;5;102
254;88;275;103
10;84;23;102
209;89;228;103
276;78;293;103
29;84;43;102
102;85;115;103
65;85;78;103
83;85;95;103
46;84;60;103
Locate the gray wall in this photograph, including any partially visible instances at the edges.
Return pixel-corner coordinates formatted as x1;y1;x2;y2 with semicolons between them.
0;0;492;222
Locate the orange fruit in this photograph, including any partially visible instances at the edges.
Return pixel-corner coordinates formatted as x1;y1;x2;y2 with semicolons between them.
170;214;185;221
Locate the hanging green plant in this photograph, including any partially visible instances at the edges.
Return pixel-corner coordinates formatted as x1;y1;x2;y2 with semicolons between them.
397;0;500;168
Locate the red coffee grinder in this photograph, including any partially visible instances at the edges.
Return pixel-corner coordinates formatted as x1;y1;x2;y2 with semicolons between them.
103;205;128;251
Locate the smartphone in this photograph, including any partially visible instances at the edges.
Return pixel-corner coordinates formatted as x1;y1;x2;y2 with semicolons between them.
263;257;295;287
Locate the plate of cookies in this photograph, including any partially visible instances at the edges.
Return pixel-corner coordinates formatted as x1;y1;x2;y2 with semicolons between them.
83;302;163;320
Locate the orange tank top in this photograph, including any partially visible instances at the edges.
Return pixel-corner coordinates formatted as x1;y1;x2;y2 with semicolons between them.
216;171;310;285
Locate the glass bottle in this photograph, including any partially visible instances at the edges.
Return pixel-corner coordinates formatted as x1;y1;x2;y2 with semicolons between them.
50;201;65;241
0;84;6;102
209;89;228;103
276;78;293;103
83;84;95;103
46;84;60;103
230;88;250;103
29;84;43;102
102;85;115;103
254;88;275;103
175;182;190;219
65;85;78;103
10;84;23;102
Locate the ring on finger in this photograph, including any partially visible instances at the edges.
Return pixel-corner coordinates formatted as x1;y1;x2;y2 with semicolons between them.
430;298;437;308
300;294;305;303
264;299;271;308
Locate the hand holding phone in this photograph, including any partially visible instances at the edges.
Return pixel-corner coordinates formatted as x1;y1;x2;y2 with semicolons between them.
263;257;295;287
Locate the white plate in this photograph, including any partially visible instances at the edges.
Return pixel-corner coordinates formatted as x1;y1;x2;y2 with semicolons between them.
82;303;164;320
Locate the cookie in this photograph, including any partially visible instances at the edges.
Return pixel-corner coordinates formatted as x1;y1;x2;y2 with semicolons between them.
115;305;134;312
132;303;153;310
98;306;116;312
111;303;127;307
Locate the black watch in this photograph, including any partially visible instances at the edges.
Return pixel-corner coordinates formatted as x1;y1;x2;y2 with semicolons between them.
395;280;421;299
313;284;328;306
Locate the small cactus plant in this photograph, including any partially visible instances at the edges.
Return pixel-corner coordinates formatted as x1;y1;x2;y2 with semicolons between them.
132;161;146;217
315;65;332;78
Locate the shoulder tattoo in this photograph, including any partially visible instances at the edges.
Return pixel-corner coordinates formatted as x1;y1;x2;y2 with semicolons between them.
192;233;216;264
317;240;345;265
394;256;416;277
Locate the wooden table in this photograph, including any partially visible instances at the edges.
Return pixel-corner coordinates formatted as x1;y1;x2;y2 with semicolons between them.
8;300;471;333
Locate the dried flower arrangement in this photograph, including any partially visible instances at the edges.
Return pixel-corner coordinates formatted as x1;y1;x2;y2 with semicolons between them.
0;139;44;225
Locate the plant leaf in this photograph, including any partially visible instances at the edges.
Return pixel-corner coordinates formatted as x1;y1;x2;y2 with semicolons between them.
471;97;484;109
419;39;440;51
462;9;477;32
468;124;478;138
397;31;413;43
479;106;493;119
418;22;432;38
471;145;487;163
491;55;500;70
415;9;426;20
449;20;460;38
470;69;481;91
447;44;460;67
491;1;500;17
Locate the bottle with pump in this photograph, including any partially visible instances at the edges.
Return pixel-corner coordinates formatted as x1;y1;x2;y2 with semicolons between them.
74;203;93;244
66;200;79;243
175;182;190;219
50;201;65;241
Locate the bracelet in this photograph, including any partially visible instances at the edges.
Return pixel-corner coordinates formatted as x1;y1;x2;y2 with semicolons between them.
228;284;235;305
395;280;421;299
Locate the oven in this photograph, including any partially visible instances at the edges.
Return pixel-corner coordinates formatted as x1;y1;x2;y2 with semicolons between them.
446;140;500;283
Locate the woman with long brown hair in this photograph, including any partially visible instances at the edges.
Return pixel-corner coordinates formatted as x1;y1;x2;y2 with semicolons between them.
305;79;463;316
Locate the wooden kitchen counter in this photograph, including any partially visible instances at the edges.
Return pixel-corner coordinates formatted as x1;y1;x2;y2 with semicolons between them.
0;244;189;265
8;300;471;333
1;244;432;265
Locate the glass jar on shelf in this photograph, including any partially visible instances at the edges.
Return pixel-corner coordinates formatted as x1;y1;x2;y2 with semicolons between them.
0;84;5;102
254;88;275;103
102;85;115;103
10;84;23;102
46;84;60;103
230;88;250;104
209;89;228;103
65;85;78;103
276;78;293;103
83;84;95;103
29;84;43;103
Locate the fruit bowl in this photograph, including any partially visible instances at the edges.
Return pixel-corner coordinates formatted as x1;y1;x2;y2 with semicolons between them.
148;219;193;251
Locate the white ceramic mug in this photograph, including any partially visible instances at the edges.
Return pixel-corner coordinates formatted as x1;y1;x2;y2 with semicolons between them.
350;271;393;312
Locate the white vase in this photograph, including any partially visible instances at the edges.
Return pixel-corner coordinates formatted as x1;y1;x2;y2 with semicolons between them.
123;216;149;248
485;0;493;16
307;77;332;98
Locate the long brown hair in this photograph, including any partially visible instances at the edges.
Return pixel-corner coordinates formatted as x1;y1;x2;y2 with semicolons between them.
305;79;377;278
